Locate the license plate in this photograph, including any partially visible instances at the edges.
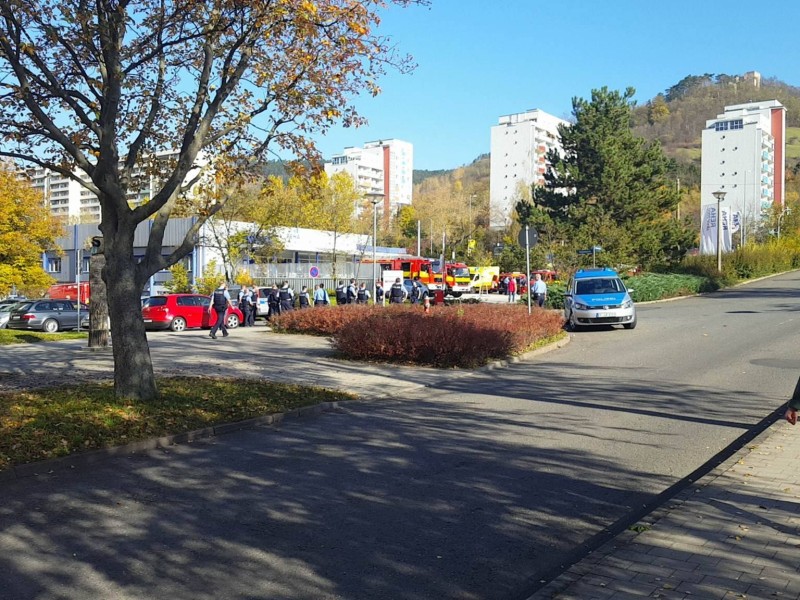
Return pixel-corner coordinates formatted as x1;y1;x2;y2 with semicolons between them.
595;312;608;318
143;319;152;323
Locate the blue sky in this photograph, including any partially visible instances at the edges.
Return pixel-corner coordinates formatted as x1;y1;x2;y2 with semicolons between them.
310;0;799;171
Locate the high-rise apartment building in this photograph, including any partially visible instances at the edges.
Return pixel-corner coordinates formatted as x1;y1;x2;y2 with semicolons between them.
24;151;209;222
489;109;567;229
700;100;786;251
324;138;413;217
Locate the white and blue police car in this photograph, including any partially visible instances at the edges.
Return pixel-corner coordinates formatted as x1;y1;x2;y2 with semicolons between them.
564;268;636;330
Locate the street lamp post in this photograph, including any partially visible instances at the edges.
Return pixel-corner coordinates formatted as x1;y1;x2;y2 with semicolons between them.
712;191;726;272
371;198;380;305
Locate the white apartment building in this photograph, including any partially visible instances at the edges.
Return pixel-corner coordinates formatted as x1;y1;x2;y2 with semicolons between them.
26;151;209;222
700;100;786;252
325;138;413;217
489;109;568;229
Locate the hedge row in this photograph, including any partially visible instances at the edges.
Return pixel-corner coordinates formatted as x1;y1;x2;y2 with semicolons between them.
270;304;564;368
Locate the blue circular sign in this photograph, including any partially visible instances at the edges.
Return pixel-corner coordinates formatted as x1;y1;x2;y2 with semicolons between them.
309;266;320;278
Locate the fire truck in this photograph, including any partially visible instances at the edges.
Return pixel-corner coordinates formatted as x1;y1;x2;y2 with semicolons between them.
47;282;91;303
362;257;473;297
361;257;436;287
430;260;472;297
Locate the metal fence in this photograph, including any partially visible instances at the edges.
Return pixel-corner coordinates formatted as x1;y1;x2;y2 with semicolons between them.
250;262;380;290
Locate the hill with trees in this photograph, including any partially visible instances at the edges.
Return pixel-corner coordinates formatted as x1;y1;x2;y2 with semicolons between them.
406;73;800;265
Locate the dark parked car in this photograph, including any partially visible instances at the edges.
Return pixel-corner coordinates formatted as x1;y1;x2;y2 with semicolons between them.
7;299;89;332
141;293;243;332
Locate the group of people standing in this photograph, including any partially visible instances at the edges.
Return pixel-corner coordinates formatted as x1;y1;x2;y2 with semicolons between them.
334;279;372;305
502;273;548;307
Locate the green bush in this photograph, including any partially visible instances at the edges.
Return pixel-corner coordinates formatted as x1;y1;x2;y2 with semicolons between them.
621;273;710;302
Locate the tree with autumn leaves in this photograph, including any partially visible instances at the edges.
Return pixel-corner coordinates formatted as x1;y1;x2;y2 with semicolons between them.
0;168;61;297
0;0;426;401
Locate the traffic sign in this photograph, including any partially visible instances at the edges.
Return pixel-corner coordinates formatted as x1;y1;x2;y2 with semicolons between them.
517;227;539;248
577;250;593;255
309;265;320;278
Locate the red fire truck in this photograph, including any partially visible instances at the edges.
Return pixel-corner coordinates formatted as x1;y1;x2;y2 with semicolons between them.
362;257;436;287
362;257;474;297
47;282;91;303
430;260;472;297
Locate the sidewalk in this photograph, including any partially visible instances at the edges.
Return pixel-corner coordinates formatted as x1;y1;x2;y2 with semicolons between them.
528;418;800;600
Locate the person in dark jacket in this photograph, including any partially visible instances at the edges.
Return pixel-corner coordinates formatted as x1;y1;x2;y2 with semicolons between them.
279;281;294;312
388;277;407;304
239;286;252;327
335;281;346;305
297;286;310;309
356;283;370;304
208;282;232;339
267;284;281;320
346;278;357;304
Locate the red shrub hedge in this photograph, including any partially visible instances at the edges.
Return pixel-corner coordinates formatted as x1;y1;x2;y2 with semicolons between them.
270;305;381;336
271;304;565;367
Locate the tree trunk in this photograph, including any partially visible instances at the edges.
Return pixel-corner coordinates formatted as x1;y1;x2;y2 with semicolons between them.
88;252;110;348
105;250;159;401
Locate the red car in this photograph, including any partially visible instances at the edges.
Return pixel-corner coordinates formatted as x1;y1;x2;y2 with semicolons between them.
141;294;243;332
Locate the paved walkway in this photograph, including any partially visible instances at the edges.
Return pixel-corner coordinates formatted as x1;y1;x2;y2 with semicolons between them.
2;326;799;599
528;417;800;599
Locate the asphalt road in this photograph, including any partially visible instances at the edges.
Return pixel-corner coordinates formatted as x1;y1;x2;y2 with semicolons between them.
0;273;798;599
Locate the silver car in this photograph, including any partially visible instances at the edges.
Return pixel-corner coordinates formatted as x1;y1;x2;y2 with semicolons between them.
0;301;23;329
7;299;89;333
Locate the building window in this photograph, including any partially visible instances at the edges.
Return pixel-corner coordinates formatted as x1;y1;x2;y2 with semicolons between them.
47;257;62;273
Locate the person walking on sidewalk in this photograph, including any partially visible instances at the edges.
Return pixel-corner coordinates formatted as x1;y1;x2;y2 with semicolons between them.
785;378;800;424
208;282;232;339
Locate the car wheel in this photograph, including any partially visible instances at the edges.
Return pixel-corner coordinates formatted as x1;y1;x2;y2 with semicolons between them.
623;318;637;330
170;317;187;332
226;314;240;329
567;312;579;331
42;319;59;333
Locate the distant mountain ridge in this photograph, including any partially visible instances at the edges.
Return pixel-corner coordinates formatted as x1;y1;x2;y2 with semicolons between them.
414;74;800;191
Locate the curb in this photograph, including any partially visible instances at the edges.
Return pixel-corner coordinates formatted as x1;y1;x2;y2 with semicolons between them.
480;333;572;372
0;401;341;482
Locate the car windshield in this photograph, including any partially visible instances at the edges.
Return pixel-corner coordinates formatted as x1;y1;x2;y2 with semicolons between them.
576;278;624;295
143;297;168;308
451;267;470;278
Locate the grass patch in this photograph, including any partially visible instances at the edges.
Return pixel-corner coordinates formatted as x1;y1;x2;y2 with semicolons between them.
0;330;87;345
0;376;354;471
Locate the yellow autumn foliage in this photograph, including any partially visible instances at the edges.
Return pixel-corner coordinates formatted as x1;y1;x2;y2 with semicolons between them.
0;167;62;297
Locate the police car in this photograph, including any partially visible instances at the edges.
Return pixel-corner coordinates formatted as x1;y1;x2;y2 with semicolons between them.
564;268;636;330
